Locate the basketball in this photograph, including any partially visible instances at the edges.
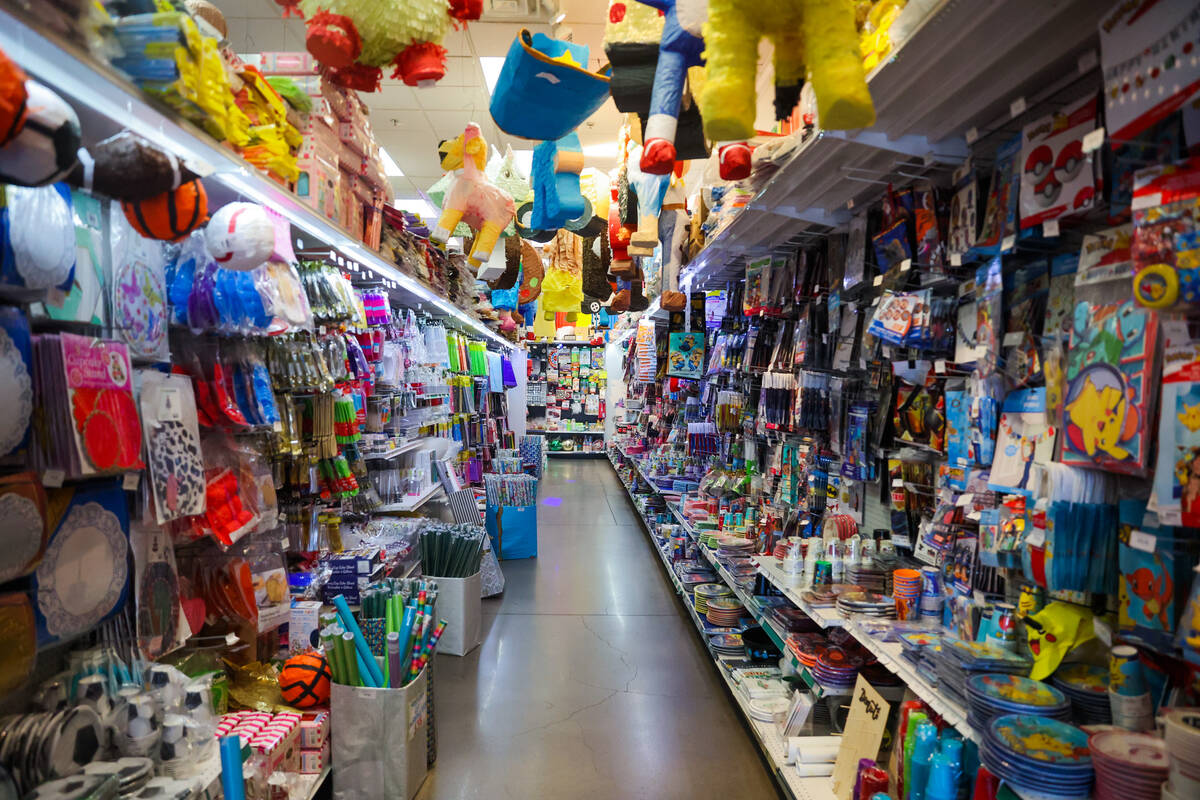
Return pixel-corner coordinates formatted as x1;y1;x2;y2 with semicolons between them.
122;180;208;242
0;48;27;147
279;652;331;709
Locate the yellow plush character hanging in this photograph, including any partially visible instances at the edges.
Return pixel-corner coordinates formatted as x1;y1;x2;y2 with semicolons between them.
700;0;874;142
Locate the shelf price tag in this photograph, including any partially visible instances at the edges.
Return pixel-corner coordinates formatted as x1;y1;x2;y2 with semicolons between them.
1042;218;1060;237
965;127;979;145
123;473;140;491
1010;96;1027;117
950;253;963;266
1082;127;1106;153
1129;529;1157;553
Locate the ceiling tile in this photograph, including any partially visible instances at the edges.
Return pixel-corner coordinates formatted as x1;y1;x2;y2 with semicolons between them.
371;83;424;110
417;86;491;114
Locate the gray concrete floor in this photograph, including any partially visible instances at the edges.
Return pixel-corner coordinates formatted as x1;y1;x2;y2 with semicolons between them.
418;458;782;800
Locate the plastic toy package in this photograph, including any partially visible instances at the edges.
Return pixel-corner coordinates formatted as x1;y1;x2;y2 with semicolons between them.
1131;155;1200;310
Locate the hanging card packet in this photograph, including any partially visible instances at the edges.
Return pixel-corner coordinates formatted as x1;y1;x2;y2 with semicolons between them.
1117;498;1196;652
0;306;32;462
1019;95;1098;230
974;134;1021;255
1155;342;1200;527
1064;277;1158;475
1176;564;1200;666
988;387;1054;496
131;502;191;660
140;371;205;524
31;189;105;325
945;389;969;491
947;160;977;258
110;209;169;360
1130;155;1200;310
60;333;145;476
0;471;48;585
1;182;76;291
33;481;130;645
975;257;1003;375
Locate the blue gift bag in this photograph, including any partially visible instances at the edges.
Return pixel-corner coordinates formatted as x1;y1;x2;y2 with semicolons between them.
485;504;538;560
489;30;611;141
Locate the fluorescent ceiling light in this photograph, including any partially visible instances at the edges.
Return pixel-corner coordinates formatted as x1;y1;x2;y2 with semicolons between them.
552;12;567;24
392;198;438;220
379;147;404;177
583;142;619;158
480;56;506;96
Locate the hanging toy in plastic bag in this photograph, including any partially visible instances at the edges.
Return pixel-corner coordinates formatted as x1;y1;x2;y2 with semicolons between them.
123;179;208;242
1131;155;1200;309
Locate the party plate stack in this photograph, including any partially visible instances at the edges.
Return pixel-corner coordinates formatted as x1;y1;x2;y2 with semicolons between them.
705;597;747;628
836;590;895;619
82;759;154;797
935;636;1032;706
23;774;116;800
0;706;104;794
965;674;1070;733
847;559;887;593
1050;663;1111;724
980;715;1094;799
810;645;865;691
898;631;940;685
747;696;791;725
693;583;733;616
715;536;754;561
788;634;824;673
709;633;745;657
1164;709;1200;800
1089;731;1169;800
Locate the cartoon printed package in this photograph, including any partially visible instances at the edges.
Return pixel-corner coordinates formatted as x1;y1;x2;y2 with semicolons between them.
1176;563;1200;666
1153;342;1200;527
1118;499;1196;652
1062;281;1159;476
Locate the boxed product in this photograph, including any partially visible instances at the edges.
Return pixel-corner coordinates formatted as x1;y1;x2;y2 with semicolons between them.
299;740;329;775
289;600;323;654
299;712;330;750
295;154;341;221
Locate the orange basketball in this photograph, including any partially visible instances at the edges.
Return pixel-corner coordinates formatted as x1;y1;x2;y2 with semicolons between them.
0;48;27;147
279;652;331;709
122;179;208;241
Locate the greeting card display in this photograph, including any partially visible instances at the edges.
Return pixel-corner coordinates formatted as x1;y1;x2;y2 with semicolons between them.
1062;299;1157;475
1019;96;1098;229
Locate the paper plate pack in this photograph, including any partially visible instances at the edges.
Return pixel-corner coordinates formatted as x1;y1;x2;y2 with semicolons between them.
33;482;130;645
0;306;32;461
0;472;48;585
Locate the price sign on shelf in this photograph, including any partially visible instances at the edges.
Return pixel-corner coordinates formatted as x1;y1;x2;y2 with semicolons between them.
832;677;889;800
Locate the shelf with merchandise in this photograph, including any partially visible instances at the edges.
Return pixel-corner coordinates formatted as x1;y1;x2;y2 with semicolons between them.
681;0;1108;289
0;6;514;351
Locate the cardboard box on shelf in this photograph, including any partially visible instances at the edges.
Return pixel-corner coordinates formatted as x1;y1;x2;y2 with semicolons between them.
256;52;317;75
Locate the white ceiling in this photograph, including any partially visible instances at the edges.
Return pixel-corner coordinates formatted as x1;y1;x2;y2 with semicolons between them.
212;0;622;214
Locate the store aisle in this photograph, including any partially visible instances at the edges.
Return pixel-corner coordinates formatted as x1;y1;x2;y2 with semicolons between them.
418;458;781;800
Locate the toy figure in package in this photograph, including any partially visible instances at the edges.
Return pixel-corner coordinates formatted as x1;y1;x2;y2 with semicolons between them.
948;160;977;257
1019;96;1098;230
1130;156;1200;310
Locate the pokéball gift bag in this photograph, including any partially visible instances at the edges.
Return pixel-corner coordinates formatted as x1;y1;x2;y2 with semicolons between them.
489;30;611;142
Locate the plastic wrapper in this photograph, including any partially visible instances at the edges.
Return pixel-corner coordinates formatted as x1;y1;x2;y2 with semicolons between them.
72;131;200;202
0;592;36;697
4;182;75;291
110;209;170;360
226;660;292;712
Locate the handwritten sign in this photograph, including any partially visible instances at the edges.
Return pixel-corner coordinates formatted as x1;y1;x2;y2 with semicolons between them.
832;676;889;800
